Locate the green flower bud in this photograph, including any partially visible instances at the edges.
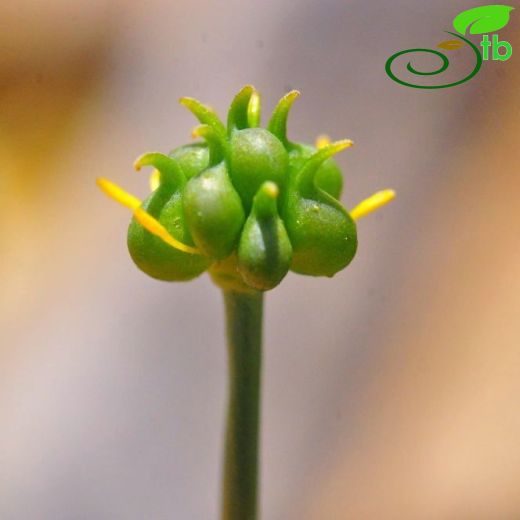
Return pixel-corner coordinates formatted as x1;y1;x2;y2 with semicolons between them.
283;141;357;277
237;182;292;291
127;153;211;281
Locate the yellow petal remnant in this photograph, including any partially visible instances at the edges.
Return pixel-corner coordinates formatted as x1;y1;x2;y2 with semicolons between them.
149;170;160;192
133;208;201;255
96;178;141;210
437;40;465;51
350;189;396;221
315;134;331;149
96;177;201;255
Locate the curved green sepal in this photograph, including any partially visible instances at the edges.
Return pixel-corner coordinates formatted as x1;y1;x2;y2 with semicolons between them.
179;96;227;139
227;85;257;135
133;152;186;191
192;124;228;166
267;90;300;148
183;162;245;259
288;143;343;199
237;182;292;291
295;140;351;196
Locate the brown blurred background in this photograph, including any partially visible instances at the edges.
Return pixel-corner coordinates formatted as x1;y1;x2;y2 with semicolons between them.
0;0;519;518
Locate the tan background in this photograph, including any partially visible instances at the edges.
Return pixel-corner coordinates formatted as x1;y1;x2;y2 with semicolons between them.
0;0;519;518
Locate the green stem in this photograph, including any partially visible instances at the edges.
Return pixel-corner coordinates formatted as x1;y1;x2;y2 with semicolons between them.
221;289;264;520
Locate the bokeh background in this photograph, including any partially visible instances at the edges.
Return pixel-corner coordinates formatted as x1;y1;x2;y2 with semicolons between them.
1;0;519;518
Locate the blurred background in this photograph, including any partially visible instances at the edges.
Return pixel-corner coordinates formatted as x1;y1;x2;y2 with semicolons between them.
0;0;519;518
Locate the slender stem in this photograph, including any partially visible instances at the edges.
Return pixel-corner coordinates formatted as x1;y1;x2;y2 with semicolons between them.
221;289;264;520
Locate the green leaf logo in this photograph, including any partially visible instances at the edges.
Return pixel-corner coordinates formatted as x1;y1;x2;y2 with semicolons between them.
453;5;514;35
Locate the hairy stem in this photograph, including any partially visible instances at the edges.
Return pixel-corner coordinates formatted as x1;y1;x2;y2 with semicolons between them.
221;289;264;520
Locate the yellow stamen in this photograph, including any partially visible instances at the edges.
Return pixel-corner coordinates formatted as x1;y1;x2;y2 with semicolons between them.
133;208;201;255
149;170;160;191
350;189;396;221
96;178;141;210
315;134;331;149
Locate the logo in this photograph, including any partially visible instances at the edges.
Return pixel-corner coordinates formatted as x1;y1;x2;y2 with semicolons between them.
385;5;514;89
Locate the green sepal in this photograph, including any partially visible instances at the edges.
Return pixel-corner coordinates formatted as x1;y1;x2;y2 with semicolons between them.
283;142;357;277
237;182;292;291
179;96;227;140
192;124;228;166
183;162;245;259
267;90;300;148
288;143;343;199
227;85;257;135
134;152;186;191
